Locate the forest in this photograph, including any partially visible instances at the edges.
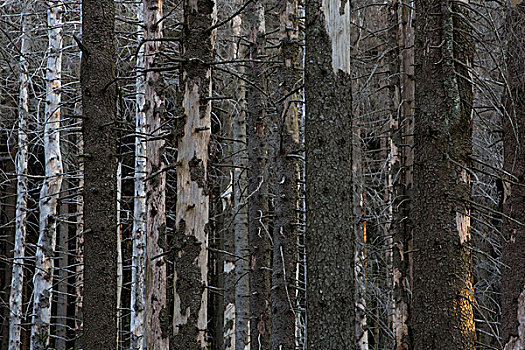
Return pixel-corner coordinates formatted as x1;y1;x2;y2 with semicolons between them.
0;0;523;349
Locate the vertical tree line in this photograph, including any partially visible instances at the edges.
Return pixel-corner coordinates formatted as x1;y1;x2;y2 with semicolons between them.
0;0;520;349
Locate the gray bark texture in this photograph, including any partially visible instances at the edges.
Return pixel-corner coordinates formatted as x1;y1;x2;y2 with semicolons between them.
143;1;169;349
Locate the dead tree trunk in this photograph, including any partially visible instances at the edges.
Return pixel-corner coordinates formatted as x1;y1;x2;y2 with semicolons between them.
8;12;30;350
143;0;169;349
172;0;216;347
131;2;147;348
31;2;64;348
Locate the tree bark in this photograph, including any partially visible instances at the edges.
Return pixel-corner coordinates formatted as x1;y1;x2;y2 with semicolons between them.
230;14;250;350
143;1;169;348
412;1;475;348
116;162;123;347
31;2;64;348
305;0;354;348
246;2;272;348
501;2;525;349
172;0;215;347
8;12;30;350
56;171;69;350
271;0;300;348
131;2;147;348
74;129;84;350
392;1;414;349
81;0;118;347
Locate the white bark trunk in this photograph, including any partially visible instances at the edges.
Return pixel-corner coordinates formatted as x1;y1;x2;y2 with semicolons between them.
31;2;64;349
173;1;216;343
174;81;212;347
131;2;146;348
8;13;30;350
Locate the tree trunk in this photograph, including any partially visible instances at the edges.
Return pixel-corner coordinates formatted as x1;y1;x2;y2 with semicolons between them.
221;71;235;350
501;2;525;349
392;1;414;349
8;12;30;350
131;2;147;348
271;0;300;348
116;162;123;347
305;0;354;348
350;7;368;348
74;129;84;350
172;0;215;347
81;0;118;347
143;1;169;348
246;2;271;348
31;2;64;348
412;1;475;348
230;14;250;350
56;173;69;350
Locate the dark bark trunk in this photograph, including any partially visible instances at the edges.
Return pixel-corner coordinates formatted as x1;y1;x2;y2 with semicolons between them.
392;1;414;349
305;1;354;348
80;0;118;348
501;3;525;349
56;178;69;350
247;2;272;348
412;1;475;348
271;1;300;348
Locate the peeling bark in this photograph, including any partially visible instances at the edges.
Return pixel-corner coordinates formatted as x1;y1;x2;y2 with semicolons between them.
143;0;169;348
31;3;64;348
172;0;215;347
